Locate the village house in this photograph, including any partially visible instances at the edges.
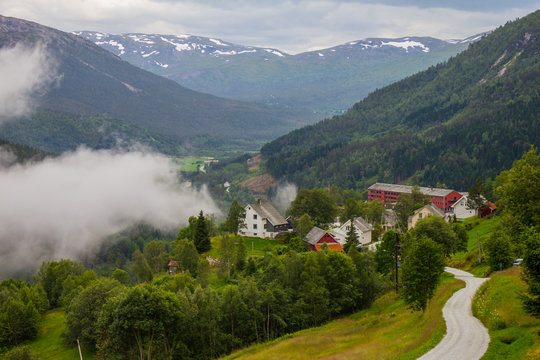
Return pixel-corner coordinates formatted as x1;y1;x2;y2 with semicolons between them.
368;183;462;212
451;194;497;219
451;194;476;219
408;204;445;230
332;216;373;245
238;199;288;239
381;209;398;232
304;227;344;252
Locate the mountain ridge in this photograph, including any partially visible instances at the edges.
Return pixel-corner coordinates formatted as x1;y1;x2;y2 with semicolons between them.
77;31;479;115
0;15;312;154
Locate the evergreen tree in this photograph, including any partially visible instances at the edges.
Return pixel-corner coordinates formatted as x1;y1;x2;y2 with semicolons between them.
225;200;246;234
466;178;487;213
194;210;211;254
344;219;358;253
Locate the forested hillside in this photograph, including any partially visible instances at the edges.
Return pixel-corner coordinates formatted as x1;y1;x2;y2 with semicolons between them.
262;10;540;191
0;137;51;163
0;15;311;155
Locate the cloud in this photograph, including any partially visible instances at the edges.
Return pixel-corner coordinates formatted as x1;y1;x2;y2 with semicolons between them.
1;0;537;54
0;43;60;123
273;182;298;213
0;147;219;278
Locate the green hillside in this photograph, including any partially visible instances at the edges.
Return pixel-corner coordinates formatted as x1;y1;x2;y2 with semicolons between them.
262;10;540;190
223;274;463;360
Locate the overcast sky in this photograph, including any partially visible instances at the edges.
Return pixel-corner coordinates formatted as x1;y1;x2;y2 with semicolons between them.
1;1;538;53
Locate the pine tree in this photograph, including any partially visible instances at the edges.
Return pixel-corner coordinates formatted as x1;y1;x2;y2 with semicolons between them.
194;210;211;254
344;219;358;253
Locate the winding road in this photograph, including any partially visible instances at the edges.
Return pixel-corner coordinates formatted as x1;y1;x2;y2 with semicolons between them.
418;267;490;360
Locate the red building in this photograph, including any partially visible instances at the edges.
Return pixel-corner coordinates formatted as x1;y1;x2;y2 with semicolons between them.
304;227;343;252
368;183;463;212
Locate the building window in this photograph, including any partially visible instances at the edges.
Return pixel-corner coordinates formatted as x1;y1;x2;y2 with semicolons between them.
419;213;423;219
253;214;257;219
253;224;257;229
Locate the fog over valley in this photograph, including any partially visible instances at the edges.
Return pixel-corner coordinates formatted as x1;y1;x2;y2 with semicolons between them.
0;148;219;278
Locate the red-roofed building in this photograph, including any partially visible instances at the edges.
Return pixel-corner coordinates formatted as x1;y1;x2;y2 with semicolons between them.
304;227;343;252
368;183;462;212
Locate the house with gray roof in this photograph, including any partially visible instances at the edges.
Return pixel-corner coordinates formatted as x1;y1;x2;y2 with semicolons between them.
304;227;343;252
407;204;446;230
238;199;288;239
333;216;373;245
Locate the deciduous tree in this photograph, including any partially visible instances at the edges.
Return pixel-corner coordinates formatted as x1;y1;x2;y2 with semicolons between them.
401;237;445;312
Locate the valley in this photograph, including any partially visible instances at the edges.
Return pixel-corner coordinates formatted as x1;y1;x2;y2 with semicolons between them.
0;5;539;360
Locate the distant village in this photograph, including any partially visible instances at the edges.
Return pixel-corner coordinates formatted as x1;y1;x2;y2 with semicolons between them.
238;182;496;252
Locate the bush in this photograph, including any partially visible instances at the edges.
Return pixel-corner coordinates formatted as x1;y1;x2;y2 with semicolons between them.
484;229;514;271
3;346;39;360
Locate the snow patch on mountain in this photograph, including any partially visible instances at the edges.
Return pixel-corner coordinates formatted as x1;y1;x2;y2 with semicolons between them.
265;49;284;57
142;50;159;58
380;40;429;53
210;38;228;46
96;40;125;55
160;37;191;51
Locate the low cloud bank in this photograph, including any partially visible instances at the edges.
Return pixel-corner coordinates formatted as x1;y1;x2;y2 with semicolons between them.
273;182;298;213
0;147;219;278
0;43;60;124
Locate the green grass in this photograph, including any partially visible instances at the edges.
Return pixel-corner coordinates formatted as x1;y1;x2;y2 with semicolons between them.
222;273;464;360
173;157;211;172
208;235;285;259
450;216;501;276
27;310;96;360
472;267;540;359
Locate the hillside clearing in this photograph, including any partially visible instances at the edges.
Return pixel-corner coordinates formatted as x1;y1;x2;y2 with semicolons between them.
27;310;96;360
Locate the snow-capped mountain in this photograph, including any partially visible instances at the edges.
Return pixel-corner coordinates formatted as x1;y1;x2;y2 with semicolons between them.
76;31;483;115
73;31;287;68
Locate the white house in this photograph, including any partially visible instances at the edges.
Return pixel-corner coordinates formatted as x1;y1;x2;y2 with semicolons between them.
238;199;288;239
451;194;477;219
332;216;373;245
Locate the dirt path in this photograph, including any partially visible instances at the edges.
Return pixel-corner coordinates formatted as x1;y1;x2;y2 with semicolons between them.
418;267;490;360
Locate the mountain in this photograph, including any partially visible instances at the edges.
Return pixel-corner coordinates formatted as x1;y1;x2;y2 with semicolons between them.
261;10;540;191
0;15;312;154
76;31;476;115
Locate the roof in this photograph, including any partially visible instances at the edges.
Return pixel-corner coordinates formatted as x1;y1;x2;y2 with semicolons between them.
451;195;468;208
485;201;497;210
247;199;287;226
414;204;445;217
352;217;373;232
368;182;457;197
305;226;337;245
383;210;398;225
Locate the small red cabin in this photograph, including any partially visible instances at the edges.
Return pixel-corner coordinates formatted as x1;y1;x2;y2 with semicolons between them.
304;227;343;252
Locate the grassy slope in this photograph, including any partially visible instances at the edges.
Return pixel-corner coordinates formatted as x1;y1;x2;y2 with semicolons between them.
472;267;540;360
27;310;96;360
449;216;501;276
223;274;463;360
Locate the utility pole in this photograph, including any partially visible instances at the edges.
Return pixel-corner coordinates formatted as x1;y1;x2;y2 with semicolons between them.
395;232;400;294
77;339;84;360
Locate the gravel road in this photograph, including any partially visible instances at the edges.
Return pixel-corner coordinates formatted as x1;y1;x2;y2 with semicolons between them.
417;267;490;360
